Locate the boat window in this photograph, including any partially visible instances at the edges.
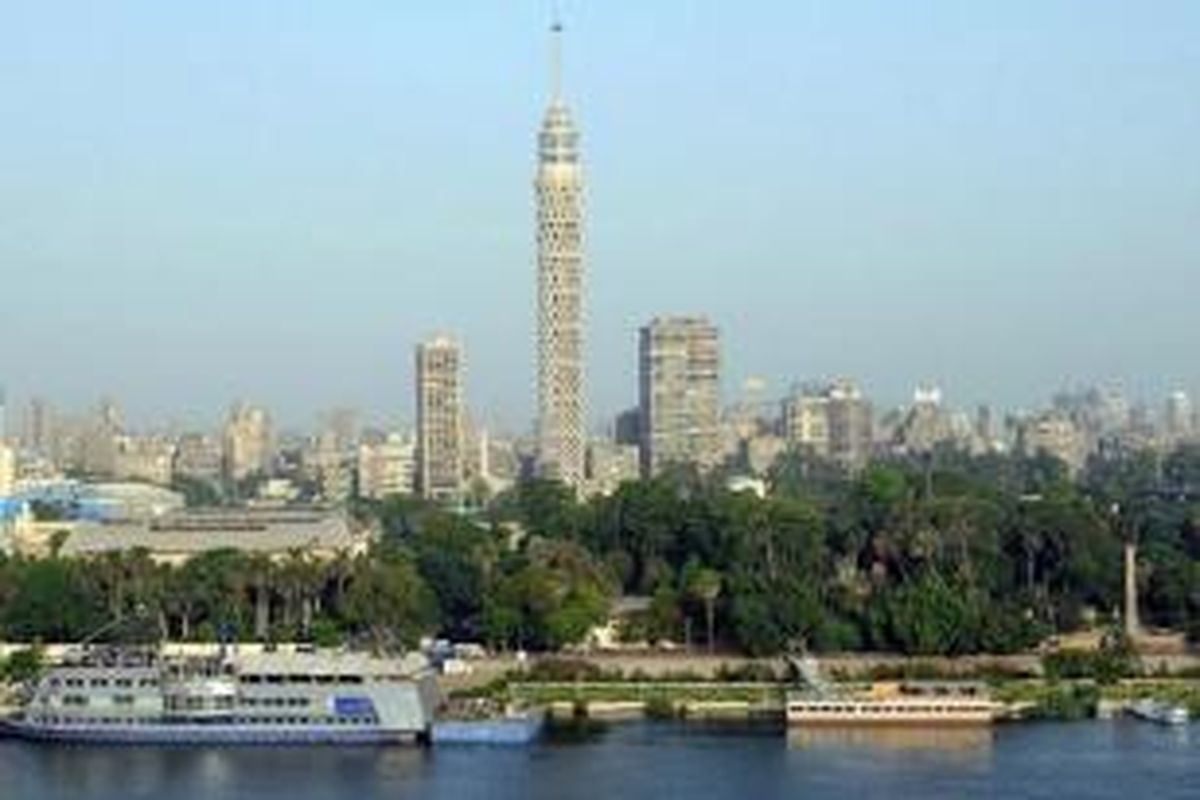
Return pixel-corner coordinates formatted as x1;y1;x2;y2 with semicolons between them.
242;675;262;684
113;695;136;706
139;678;158;688
266;675;285;684
115;679;133;688
90;678;109;688
288;675;313;684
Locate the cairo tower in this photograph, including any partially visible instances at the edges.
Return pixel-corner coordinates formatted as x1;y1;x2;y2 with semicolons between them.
534;21;585;489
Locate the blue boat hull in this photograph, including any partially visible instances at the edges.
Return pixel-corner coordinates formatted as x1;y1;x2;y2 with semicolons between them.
431;714;544;746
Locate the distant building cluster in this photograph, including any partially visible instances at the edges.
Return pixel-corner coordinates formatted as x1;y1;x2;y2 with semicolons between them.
0;20;1197;545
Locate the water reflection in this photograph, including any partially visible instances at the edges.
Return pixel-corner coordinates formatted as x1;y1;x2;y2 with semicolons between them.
542;717;612;745
788;726;994;753
4;721;1200;800
1110;717;1193;750
22;744;434;798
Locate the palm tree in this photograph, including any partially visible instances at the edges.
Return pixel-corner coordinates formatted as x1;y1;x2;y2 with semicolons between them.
246;555;274;641
122;548;166;641
687;567;722;654
277;550;322;638
94;551;128;621
327;551;354;617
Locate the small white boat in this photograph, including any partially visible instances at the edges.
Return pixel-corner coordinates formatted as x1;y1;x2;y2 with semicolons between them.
1128;699;1189;726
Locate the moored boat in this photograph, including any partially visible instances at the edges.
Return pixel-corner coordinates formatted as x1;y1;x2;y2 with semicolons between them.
787;682;1005;727
1128;699;1189;727
431;711;545;746
784;656;1004;728
0;644;439;745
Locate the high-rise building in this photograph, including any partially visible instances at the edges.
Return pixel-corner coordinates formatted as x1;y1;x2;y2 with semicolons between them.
22;397;55;458
357;432;416;500
535;20;586;490
303;431;352;504
972;404;998;454
113;435;176;486
783;386;832;459
78;398;124;477
320;407;361;452
1019;412;1088;475
174;433;224;481
1166;390;1194;443
783;379;873;470
890;385;954;456
222;402;273;482
826;380;874;470
638;316;721;477
0;440;14;498
613;407;641;447
416;336;464;501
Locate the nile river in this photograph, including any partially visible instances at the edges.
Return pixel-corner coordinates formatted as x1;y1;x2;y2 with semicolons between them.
2;720;1196;799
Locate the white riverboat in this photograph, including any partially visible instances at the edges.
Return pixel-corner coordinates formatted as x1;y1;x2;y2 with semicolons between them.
785;657;1004;728
787;682;1005;727
0;645;440;745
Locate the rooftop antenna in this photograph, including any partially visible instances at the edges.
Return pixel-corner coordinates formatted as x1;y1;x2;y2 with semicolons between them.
550;2;564;103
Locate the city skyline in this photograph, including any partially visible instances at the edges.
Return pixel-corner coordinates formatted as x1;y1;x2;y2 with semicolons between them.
2;3;1198;429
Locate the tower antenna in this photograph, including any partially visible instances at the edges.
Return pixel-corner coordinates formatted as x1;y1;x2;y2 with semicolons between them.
550;3;564;103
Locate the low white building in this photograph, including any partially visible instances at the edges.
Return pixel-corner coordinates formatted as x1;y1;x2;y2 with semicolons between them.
48;508;371;566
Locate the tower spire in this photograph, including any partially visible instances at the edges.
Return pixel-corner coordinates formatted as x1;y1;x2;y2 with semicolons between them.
550;10;564;104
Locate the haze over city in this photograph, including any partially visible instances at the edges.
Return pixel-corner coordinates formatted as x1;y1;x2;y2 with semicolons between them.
3;1;1197;429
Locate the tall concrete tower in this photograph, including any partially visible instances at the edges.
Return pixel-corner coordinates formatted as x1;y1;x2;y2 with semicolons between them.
534;20;586;490
638;316;722;478
416;335;465;502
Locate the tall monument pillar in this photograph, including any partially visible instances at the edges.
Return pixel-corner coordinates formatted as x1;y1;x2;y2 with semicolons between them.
1123;540;1140;639
534;20;586;490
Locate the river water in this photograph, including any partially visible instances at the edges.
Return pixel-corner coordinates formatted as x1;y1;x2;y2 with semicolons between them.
2;720;1196;799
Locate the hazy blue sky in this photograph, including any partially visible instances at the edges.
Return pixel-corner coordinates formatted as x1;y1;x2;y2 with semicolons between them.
2;1;1197;432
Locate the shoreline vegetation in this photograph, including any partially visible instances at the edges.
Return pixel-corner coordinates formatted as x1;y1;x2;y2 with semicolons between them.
3;446;1200;726
5;643;1200;723
442;654;1200;723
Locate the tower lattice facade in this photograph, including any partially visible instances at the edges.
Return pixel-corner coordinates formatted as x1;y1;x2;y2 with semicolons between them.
535;22;585;489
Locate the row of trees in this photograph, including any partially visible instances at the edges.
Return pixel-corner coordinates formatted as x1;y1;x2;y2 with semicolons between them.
2;445;1199;656
479;444;1200;655
0;543;436;649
